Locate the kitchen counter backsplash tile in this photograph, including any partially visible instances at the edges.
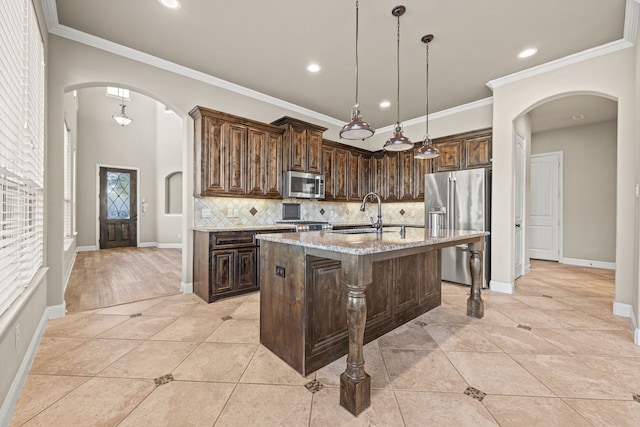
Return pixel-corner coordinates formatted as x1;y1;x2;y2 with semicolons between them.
194;197;425;229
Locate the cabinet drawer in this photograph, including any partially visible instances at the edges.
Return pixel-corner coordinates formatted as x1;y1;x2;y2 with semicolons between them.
212;232;255;248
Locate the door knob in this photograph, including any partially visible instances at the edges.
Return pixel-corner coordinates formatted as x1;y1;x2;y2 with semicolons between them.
515;224;521;228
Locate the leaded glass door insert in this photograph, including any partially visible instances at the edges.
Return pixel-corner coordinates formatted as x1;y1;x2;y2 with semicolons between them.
99;167;137;249
106;171;131;219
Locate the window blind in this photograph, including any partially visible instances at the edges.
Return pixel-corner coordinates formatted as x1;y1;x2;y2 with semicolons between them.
0;0;45;316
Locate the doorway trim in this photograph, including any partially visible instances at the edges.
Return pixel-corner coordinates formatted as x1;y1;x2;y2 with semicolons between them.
530;151;563;263
95;164;141;249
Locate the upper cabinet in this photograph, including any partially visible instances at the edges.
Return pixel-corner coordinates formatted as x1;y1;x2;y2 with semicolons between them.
190;106;284;198
271;116;327;174
432;129;492;173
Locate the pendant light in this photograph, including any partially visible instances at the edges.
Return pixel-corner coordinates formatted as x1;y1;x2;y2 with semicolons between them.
112;96;133;127
414;34;440;159
340;1;375;140
384;5;413;152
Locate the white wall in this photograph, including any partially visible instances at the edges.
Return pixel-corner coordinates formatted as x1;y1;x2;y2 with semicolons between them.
155;104;183;246
532;120;617;263
490;46;636;310
76;87;158;247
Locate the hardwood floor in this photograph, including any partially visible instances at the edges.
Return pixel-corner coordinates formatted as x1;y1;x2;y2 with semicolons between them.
65;247;182;313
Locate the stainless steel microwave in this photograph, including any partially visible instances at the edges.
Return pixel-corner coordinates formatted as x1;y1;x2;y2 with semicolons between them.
282;171;325;199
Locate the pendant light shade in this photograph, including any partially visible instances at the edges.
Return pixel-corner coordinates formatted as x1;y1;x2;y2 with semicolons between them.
384;5;413;152
112;99;133;127
415;34;440;159
340;1;375;140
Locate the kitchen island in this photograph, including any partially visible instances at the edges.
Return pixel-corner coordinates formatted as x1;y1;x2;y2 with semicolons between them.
256;227;488;416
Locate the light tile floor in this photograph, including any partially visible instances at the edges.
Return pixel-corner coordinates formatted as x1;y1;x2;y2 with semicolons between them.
10;261;640;426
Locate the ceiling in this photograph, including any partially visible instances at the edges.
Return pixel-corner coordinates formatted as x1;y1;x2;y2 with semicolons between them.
53;0;628;131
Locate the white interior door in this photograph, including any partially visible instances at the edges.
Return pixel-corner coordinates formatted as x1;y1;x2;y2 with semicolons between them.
514;133;525;278
530;152;561;260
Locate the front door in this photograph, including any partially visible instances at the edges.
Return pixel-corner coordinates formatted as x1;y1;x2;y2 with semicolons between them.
99;167;137;249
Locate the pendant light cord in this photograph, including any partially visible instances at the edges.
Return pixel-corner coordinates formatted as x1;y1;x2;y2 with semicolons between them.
354;0;359;106
425;41;429;136
396;12;401;126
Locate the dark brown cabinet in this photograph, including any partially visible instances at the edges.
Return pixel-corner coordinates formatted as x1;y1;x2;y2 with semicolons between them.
433;129;492;173
371;153;386;199
384;153;400;202
321;145;335;200
271;116;327;174
412;153;430;199
398;150;415;201
190;106;285;198
334;148;349;200
260;243;441;375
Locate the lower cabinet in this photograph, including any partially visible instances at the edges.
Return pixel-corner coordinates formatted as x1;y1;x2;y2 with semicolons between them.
260;244;441;375
194;230;265;303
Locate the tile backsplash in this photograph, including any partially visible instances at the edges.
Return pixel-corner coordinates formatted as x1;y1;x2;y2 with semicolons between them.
194;197;425;228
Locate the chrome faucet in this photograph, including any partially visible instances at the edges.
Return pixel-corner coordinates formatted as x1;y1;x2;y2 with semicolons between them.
360;192;383;234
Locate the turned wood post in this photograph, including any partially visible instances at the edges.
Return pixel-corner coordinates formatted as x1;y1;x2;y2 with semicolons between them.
467;239;484;318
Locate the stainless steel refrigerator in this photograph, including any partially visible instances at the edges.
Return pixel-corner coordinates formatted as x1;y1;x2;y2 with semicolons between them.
425;168;491;287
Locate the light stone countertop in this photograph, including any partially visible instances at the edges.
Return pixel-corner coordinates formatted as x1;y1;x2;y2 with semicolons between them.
256;227;488;255
192;224;297;233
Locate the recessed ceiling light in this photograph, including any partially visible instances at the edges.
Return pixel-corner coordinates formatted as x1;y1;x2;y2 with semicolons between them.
159;0;181;9
307;63;321;73
572;114;585;120
517;48;537;59
379;101;391;108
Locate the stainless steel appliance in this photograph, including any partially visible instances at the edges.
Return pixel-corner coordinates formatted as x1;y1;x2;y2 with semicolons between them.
276;220;332;232
283;171;325;199
425;168;491;287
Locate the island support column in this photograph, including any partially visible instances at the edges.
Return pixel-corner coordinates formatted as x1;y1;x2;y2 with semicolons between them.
339;255;372;416
467;239;485;318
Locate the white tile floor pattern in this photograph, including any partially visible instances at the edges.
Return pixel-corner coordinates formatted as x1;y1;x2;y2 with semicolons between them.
9;261;640;426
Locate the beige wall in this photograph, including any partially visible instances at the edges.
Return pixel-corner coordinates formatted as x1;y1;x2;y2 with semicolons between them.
491;46;636;309
76;87;158;247
532;120;617;263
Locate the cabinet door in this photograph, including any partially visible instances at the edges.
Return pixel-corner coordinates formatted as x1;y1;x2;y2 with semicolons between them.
334;148;349;200
225;123;247;194
360;154;371;198
465;134;492;169
307;131;323;174
398;151;414;200
413;156;429;199
201;116;225;194
247;128;265;196
288;127;307;172
264;131;282;197
347;152;361;200
371;154;386;198
434;139;463;172
211;250;234;294
394;254;422;316
385;153;399;202
321;145;335;200
236;247;258;290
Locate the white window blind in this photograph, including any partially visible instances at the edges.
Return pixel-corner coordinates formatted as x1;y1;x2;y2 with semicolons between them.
0;0;45;316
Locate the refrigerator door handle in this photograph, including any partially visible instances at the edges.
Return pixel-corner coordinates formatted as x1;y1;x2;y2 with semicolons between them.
449;177;457;230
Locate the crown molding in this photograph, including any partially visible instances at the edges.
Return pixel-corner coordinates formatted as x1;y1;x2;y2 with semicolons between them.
486;39;633;90
625;0;640;42
42;0;343;127
375;97;494;134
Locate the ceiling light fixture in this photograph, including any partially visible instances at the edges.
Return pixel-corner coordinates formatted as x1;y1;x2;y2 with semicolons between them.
112;97;133;127
517;47;537;59
415;34;440;160
340;0;375;140
384;5;413;152
159;0;181;9
307;63;321;73
379;101;391;108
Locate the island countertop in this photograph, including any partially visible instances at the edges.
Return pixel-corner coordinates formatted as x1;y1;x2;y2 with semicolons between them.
255;227;488;255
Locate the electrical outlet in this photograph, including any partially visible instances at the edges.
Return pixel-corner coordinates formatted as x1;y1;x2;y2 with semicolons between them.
15;323;20;349
201;208;212;218
275;266;286;278
227;208;234;218
233;208;239;217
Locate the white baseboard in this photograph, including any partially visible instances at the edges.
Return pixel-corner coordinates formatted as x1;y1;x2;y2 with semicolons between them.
525;263;531;275
489;280;514;294
157;243;182;249
0;308;48;427
561;257;616;270
632;309;639;346
181;281;193;294
76;245;97;252
613;302;632;317
139;241;158;248
47;302;66;320
63;252;77;295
